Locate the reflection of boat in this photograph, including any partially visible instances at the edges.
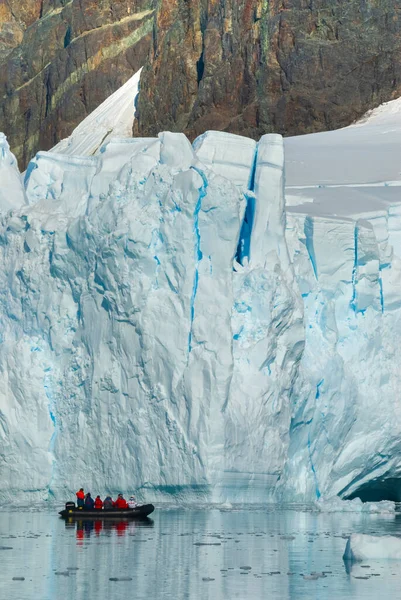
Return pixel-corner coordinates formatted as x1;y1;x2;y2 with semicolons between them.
59;503;154;519
66;517;153;541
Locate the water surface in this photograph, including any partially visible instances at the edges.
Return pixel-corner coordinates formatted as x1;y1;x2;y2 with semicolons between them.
0;506;400;599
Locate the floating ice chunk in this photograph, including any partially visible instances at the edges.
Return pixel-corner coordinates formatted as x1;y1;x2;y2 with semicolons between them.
316;496;395;514
343;533;401;561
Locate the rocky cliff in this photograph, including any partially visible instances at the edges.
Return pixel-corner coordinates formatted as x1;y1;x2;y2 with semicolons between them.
0;0;155;168
135;0;401;141
2;1;401;168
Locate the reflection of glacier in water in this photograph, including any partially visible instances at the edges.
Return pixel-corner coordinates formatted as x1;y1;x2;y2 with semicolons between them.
2;508;401;600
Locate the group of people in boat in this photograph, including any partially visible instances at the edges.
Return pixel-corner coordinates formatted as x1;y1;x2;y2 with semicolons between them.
76;488;137;510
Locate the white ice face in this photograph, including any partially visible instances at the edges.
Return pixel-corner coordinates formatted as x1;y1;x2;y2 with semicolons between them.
344;533;401;561
1;84;401;506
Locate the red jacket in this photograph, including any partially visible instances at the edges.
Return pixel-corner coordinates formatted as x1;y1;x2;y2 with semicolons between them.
94;497;103;509
113;497;128;509
76;490;85;500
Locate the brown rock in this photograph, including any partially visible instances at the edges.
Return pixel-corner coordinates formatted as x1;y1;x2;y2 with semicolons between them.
0;0;155;168
134;0;401;142
0;0;42;61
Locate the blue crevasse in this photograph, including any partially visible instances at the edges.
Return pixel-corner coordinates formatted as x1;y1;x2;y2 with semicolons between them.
44;372;57;496
304;217;318;280
307;430;321;500
188;166;207;353
235;144;259;266
350;225;359;312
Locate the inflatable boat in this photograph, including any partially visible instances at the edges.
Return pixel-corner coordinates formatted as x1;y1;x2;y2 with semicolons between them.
59;503;154;519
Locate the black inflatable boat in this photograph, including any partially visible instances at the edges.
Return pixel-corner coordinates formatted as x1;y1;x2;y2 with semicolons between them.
59;503;154;519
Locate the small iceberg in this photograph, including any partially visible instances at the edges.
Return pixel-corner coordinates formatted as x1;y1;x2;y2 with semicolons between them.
315;497;396;514
343;533;401;561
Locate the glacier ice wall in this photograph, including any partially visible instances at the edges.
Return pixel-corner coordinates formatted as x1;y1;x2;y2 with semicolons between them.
0;130;306;503
280;116;401;503
1;115;401;504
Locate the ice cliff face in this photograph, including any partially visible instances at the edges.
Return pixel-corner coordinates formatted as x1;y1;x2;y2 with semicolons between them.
0;126;305;504
280;102;401;503
2;98;401;505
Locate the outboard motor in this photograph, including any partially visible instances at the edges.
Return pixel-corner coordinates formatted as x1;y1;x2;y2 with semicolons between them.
65;501;75;510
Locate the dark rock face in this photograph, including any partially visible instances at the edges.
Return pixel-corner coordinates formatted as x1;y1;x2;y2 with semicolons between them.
2;1;401;168
0;0;156;168
135;0;401;142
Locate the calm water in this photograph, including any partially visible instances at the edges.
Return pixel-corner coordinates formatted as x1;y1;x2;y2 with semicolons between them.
1;506;401;599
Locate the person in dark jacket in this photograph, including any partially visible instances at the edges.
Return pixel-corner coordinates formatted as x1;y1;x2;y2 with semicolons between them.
103;496;114;510
84;492;95;509
76;488;85;508
94;495;103;510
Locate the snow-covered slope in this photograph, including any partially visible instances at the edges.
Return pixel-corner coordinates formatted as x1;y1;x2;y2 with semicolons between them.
50;69;142;157
1;84;401;505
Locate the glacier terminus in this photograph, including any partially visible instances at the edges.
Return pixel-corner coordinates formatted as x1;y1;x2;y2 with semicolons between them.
2;83;401;507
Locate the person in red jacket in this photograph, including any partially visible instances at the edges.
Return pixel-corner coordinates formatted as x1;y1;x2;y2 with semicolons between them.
76;488;85;508
113;493;128;509
94;495;103;510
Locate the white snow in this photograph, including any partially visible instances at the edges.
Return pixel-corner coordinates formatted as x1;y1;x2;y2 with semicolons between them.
50;69;142;157
343;533;401;561
1;79;401;505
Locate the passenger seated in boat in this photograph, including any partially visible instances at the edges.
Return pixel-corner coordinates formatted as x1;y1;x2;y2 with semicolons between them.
114;493;129;509
94;495;103;509
103;496;114;510
76;488;85;508
128;495;137;508
84;492;95;509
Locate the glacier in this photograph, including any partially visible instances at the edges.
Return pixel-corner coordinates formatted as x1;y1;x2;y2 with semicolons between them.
1;82;401;505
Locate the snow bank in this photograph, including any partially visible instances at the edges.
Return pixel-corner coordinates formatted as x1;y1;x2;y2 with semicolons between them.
343;533;401;561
